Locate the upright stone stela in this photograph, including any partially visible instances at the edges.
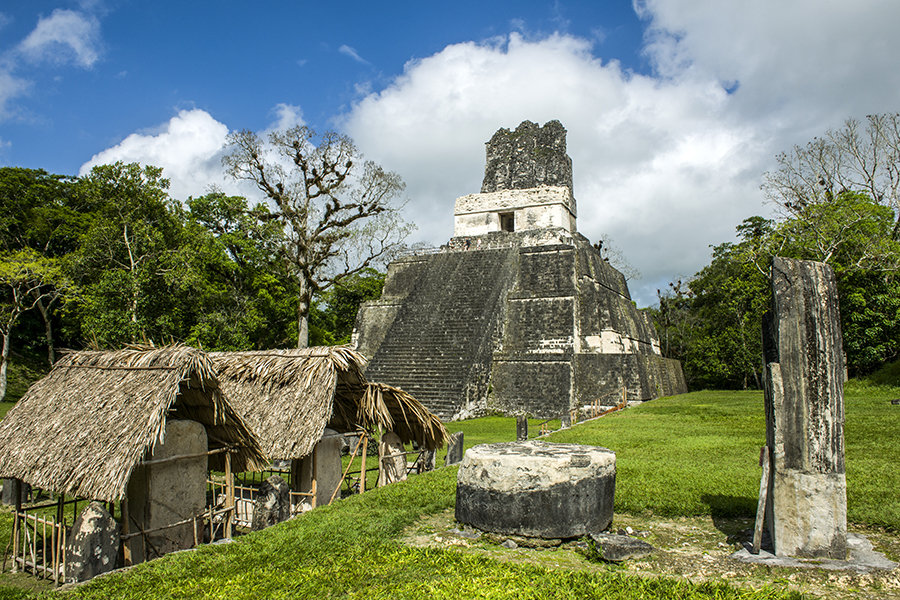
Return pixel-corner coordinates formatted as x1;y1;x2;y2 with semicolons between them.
355;120;686;420
758;257;847;559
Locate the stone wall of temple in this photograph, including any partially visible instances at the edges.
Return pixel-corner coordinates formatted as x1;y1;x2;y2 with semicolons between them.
354;119;686;420
481;120;573;193
358;233;686;420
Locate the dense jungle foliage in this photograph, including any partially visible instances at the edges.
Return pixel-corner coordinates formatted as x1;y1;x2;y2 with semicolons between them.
0;163;385;401
649;114;900;389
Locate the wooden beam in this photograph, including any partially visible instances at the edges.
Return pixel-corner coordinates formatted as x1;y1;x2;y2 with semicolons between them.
224;451;233;539
360;433;368;494
310;445;318;509
121;496;132;566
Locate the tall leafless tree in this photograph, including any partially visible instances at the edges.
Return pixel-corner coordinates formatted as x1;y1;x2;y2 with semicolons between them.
223;126;411;348
762;113;900;240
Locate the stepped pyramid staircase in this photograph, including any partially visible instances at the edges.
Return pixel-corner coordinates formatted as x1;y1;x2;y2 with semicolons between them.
365;248;518;420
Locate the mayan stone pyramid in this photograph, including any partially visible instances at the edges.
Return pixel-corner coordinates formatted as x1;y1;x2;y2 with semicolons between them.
354;120;686;420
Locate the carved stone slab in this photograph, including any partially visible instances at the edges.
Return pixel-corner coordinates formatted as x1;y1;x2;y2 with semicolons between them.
759;257;847;559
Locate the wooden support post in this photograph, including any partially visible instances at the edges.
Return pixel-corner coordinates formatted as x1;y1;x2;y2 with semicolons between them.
41;518;47;580
12;484;21;573
31;515;36;574
60;525;66;581
56;494;64;526
331;434;363;504
360;433;368;494
310;444;318;509
224;451;234;539
53;518;60;586
121;497;132;567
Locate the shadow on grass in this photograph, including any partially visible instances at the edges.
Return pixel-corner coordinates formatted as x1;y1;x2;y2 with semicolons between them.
702;494;757;544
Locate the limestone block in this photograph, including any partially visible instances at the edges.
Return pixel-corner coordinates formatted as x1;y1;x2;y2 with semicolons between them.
252;475;290;531
377;431;407;487
445;432;464;465
481;120;573;193
65;501;120;582
453;187;577;237
294;428;343;507
587;533;654;562
125;419;207;563
415;449;436;474
1;478;30;506
456;441;615;538
760;257;847;559
516;416;528;441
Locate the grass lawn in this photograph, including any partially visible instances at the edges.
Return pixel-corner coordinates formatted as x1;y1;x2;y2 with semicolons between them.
0;384;895;599
45;467;799;600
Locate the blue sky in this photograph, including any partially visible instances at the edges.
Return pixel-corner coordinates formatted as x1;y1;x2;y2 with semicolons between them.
3;1;900;306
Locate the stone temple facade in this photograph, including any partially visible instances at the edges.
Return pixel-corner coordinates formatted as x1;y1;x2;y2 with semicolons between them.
354;120;686;420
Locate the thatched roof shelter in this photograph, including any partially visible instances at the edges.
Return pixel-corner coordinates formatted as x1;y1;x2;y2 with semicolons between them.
210;346;447;459
360;382;447;450
0;345;267;503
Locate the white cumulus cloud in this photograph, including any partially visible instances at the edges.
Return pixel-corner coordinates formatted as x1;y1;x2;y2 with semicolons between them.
340;1;900;305
341;33;765;305
79;109;231;200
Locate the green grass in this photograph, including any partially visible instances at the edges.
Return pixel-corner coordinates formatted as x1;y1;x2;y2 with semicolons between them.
864;357;900;386
444;416;559;455
842;380;900;529
2;385;896;598
2;355;49;405
46;467;798;600
550;390;765;518
549;385;900;529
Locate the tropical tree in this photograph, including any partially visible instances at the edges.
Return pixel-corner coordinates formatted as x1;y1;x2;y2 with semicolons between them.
309;267;385;346
0;167;81;363
181;192;298;349
70;162;184;346
0;250;70;400
223;126;412;347
762;113;900;239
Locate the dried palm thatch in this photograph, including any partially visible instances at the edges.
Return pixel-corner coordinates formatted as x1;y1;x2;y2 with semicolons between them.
356;382;448;450
210;346;446;458
0;345;266;503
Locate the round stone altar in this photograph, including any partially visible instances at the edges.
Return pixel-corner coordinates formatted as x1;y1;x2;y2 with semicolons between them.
455;440;615;539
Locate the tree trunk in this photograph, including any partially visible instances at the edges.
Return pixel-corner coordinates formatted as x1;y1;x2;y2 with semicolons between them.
34;296;55;365
297;276;311;349
0;333;10;402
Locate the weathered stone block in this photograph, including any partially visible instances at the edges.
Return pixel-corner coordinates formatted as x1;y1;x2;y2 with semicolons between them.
445;432;464;465
294;428;343;507
481;120;573;193
252;475;290;531
587;533;654;562
125;419;207;563
516;416;528;441
456;441;615;538
760;257;847;559
1;478;30;506
65;502;120;582
377;431;407;486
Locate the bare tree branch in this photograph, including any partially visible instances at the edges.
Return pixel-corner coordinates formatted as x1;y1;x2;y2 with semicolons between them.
223;126;411;347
